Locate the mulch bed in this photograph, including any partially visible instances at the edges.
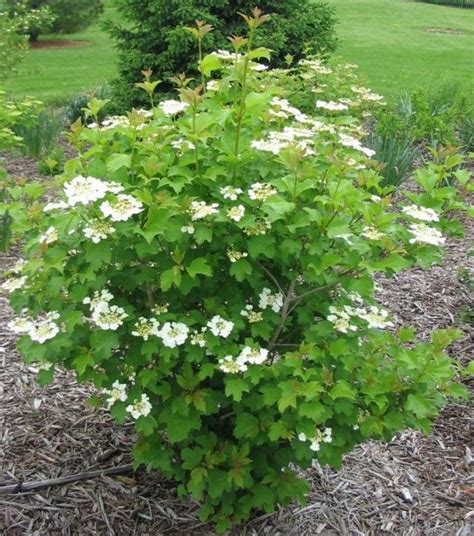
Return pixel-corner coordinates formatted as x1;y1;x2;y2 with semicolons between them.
0;154;472;535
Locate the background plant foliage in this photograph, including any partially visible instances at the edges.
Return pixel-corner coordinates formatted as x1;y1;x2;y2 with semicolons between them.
106;0;338;108
3;11;471;532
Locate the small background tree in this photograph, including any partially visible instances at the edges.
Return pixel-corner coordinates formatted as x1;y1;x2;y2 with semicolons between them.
106;0;338;109
6;0;104;41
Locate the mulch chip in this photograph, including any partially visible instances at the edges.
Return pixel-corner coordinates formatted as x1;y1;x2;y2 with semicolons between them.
1;173;473;535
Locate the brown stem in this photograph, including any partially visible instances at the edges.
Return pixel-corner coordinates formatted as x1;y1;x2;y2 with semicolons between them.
257;262;284;294
268;279;296;351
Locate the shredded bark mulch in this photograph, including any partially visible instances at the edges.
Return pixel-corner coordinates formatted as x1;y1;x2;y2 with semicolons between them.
0;171;472;535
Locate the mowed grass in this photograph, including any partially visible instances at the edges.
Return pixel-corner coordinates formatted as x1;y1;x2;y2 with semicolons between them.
327;0;474;98
4;0;474;102
4;3;119;103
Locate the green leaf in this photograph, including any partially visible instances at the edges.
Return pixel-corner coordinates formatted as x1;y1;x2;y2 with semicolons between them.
329;380;357;400
405;394;435;418
73;353;94;375
187;257;212;278
268;420;290;441
160;266;182;291
234;412;260;439
107;153;132;172
229;258;252;282
225;377;249;402
199;53;222;76
298;401;332;424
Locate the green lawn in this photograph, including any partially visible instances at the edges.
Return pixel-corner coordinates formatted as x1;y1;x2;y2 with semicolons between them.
4;3;118;103
327;0;474;98
4;0;474;103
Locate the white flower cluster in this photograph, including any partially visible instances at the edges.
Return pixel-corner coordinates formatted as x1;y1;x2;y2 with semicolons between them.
227;248;248;263
2;275;27;293
64;175;123;207
44;200;68;212
402;204;439;222
126;393;152;419
103;380;128;408
83;219;116;243
298;427;332;452
8;311;61;344
132;317;160;340
181;224;195;234
316;100;348;112
220;186;243;201
227;205;245;222
248;182;277;202
190;328;207;347
270;97;308;123
243;219;271;236
252;126;316;156
159;100;189;116
171;138;195;153
408;223;445;246
206;80;220;92
219;345;269;374
158;322;189;348
211;49;242;62
299;59;333;75
259;288;283;313
84;290;128;331
207;315;234;338
189;200;219;220
328;302;393;332
100;194;144;222
351;86;384;103
39;226;58;245
338;133;375;158
241;304;263;323
361;226;385;241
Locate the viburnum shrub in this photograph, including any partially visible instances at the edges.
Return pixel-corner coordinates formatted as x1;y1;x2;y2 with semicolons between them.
4;11;471;532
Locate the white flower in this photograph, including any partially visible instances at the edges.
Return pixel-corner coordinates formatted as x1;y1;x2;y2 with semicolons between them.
189;200;219;221
2;276;27;293
309;439;321;452
227;248;248;263
171;138;195;153
259;288;283;313
83;219;116;243
103;380;128;408
356;306;394;330
408;223;445;246
190;329;207;347
237;346;268;366
251;138;287;155
316;100;348;112
29;318;60;343
212;49;242;62
207;315;234;338
298;432;307;442
327;306;357;333
248;182;277;202
220;186;243;201
339;133;375;158
402;204;439;222
206;80;220;91
158;322;189;348
362;226;385;240
219;355;248;374
131;317;160;340
43;200;68;212
83;289;113;311
181;224;195;234
64;175;123;207
126;393;152;419
227;205;245;222
39;226;58;245
8;316;35;333
152;303;169;315
250;62;268;72
159;100;189;116
241;304;263;323
100;194;144;222
91;305;128;330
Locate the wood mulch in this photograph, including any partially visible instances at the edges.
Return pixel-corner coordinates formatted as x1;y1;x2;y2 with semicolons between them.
0;153;472;535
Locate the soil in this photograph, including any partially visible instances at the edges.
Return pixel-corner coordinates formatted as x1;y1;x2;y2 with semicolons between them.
0;152;473;535
30;40;90;50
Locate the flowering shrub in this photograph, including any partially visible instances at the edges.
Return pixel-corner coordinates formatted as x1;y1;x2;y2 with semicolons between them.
3;11;471;532
4;0;56;42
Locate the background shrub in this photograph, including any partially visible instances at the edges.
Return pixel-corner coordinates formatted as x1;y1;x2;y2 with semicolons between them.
418;0;473;6
106;0;338;109
6;0;104;41
12;108;63;158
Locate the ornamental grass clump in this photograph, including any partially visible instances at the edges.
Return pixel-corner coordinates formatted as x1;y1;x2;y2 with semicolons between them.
3;9;471;532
